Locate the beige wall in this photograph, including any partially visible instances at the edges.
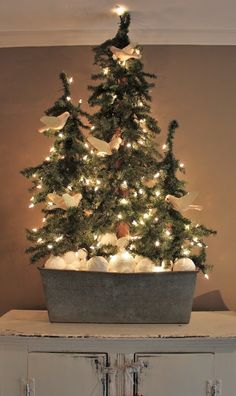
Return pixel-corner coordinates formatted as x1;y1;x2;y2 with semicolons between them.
0;45;235;316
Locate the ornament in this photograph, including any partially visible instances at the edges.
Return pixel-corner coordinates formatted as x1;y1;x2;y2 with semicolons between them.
47;192;82;210
173;258;196;271
39;111;70;133
161;259;173;270
87;256;109;272
98;233;117;246
87;135;112;156
135;258;155;272
116;222;130;238
108;251;136;273
165;192;202;212
110;44;142;62
110;136;122;151
77;249;88;260
98;233;130;249
63;251;78;264
70;260;88;271
45;256;66;270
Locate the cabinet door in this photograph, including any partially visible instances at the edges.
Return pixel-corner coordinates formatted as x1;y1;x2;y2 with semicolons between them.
28;352;107;396
135;353;214;396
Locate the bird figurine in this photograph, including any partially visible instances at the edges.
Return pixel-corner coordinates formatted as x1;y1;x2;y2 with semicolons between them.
110;44;141;62
47;192;82;210
39;111;70;133
87;134;122;156
165;192;203;212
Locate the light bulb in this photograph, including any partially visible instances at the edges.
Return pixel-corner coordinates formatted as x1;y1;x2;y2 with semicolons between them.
113;5;127;16
32;228;38;232
50;147;55;153
185;224;190;230
205;274;209;280
79;99;82;104
84;143;89;148
47;244;53;249
29;203;34;208
127;143;131;148
155;190;161;197
55;236;63;242
165;230;171;236
48;202;53;207
132;220;138;226
66;96;71;101
179;163;185;168
30;197;34;202
162;144;167;150
91;125;95;131
45;157;50;162
155;240;160;247
121;180;128;188
117;213;123;219
37;238;43;243
139;189;144;194
143;213;150;219
33;173;37;178
83;155;88;160
59;133;64;138
103;67;109;75
68;76;73;84
42;218;46;223
67;185;72;191
154;172;160;178
120;198;128;205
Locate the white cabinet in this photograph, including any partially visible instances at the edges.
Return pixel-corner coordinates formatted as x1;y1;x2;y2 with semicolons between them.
135;353;214;396
27;353;106;396
1;310;236;396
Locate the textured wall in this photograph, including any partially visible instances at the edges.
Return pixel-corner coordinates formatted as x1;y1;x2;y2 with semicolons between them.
0;45;235;316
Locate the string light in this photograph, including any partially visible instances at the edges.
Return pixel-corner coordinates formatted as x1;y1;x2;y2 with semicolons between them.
165;230;171;237
59;133;64;138
139;189;144;194
84;143;89;148
50;147;55;153
32;228;38;232
67;185;72;191
132;220;138;226
162;144;167;150
37;238;43;243
155;240;160;247
193;237;199;242
33;173;37;178
45;157;50;162
179;163;185;168
117;213;123;219
121;180;128;189
154;217;159;223
140;219;145;225
47;244;53;249
42;218;46;223
55;236;63;242
30;197;34;202
120;198;128;205
155;190;161;197
79;99;82;104
205;274;209;280
29;203;34;208
197;242;203;247
48;202;53;207
183;248;190;256
133;191;137;197
66;96;71;101
83;155;88;160
91;126;95;131
113;5;127;16
68;76;73;84
185;224;190;230
126;143;131;148
96;179;101;185
154;172;160;178
36;185;42;189
103;67;109;75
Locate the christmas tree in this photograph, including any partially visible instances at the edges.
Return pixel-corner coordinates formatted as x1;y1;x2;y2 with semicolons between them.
22;9;216;275
135;120;216;274
21;72;99;267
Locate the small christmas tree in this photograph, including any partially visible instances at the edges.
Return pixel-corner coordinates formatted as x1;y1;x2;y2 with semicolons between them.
87;12;161;263
21;72;98;264
135;120;216;274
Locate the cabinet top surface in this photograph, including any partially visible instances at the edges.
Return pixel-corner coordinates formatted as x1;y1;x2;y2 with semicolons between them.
0;310;236;340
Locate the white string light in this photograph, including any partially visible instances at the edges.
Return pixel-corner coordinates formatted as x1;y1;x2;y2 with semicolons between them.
68;77;73;84
66;96;71;101
155;240;160;247
113;5;127;16
154;172;160;178
29;203;35;208
32;228;38;232
205;274;209;280
47;244;53;249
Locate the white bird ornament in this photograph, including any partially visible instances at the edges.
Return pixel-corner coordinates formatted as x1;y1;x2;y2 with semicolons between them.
39;111;70;133
165;192;203;212
110;44;141;62
47;192;82;210
87;135;122;156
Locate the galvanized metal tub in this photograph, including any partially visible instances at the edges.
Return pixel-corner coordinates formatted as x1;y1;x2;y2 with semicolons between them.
39;268;197;324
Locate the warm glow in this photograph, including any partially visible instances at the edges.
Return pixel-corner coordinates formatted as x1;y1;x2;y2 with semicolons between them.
66;96;71;101
113;5;127;16
155;240;160;247
68;77;73;84
205;274;209;280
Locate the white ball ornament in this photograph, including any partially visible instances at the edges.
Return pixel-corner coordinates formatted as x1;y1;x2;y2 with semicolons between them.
71;260;88;271
45;256;66;270
108;252;136;273
77;249;88;260
87;256;109;272
98;233;117;246
63;251;78;264
173;258;196;271
135;258;155;272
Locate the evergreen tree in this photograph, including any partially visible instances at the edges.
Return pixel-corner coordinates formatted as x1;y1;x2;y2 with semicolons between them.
21;72;98;262
88;12;161;257
135;120;216;273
